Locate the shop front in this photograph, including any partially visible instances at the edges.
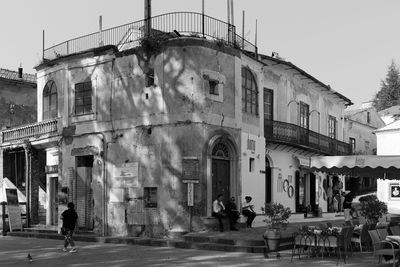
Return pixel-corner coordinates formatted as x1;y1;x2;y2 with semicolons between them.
310;155;400;214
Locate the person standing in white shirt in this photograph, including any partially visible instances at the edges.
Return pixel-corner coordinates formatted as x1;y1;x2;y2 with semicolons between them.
212;194;226;232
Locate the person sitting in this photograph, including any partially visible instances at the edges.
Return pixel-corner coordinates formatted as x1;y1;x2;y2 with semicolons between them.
242;196;256;228
226;197;240;231
212;194;226;232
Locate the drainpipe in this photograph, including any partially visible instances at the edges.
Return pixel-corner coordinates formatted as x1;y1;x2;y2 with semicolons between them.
24;145;31;227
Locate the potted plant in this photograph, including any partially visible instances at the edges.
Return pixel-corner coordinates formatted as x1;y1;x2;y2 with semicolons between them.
261;202;292;252
359;194;388;224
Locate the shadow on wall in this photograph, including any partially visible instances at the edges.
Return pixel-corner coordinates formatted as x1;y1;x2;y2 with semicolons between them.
64;41;232;236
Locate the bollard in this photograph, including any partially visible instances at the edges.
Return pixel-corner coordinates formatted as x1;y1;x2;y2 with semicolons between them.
1;202;6;236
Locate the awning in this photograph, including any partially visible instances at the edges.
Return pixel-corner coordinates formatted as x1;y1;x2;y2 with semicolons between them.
310;155;400;180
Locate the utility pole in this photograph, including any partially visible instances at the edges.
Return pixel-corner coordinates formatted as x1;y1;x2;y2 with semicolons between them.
144;0;152;37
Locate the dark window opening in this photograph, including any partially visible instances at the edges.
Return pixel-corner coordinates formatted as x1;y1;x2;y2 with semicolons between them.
328;116;337;139
350;137;356;154
43;80;58;120
146;69;154;87
242;68;258;115
263;88;273;120
7;150;26;192
144;187;157;208
75;81;92;115
299;102;310;129
77;155;94;167
249;157;255;172
209;80;219;95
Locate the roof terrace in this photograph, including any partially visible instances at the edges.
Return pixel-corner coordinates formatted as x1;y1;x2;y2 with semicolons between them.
43;12;257;61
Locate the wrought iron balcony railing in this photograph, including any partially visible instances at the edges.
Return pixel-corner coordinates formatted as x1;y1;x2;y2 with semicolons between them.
264;119;351;155
2;119;58;143
43;12;257;61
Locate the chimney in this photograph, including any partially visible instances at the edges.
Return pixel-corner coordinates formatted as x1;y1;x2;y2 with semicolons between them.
18;67;23;79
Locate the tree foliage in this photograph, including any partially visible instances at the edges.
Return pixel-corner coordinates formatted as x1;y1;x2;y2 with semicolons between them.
359;194;388;223
373;60;400;111
262;202;292;229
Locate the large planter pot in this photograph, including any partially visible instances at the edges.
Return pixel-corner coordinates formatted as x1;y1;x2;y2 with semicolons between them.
263;228;281;251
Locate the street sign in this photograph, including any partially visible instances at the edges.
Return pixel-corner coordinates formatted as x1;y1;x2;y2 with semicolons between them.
187;183;194;206
5;188;22;232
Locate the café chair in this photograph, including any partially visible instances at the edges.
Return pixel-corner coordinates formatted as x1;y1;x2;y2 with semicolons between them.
377;228;389;240
351;224;371;253
368;229;400;267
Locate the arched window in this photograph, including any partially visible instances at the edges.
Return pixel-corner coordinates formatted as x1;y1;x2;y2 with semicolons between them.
242;67;258;115
43;80;57;120
212;143;230;159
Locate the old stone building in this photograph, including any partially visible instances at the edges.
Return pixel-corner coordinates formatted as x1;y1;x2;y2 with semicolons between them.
0;67;37;222
0;68;36;128
344;102;385;155
0;11;354;236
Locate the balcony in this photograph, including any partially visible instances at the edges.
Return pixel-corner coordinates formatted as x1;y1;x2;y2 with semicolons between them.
2;119;58;144
264;119;351;156
43;12;257;61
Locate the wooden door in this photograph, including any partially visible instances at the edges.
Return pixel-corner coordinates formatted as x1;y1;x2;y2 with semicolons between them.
76;167;93;230
265;159;272;204
50;177;58;225
310;173;316;211
212;159;230;204
295;171;306;212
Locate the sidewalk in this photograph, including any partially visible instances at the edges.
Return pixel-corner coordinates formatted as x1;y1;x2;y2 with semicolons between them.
7;217;347;255
0;235;386;267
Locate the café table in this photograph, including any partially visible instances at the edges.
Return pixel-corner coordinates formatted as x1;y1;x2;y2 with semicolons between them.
386;235;400;245
291;226;345;263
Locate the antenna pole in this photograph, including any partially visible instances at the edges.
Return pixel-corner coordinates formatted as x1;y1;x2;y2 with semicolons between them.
231;0;234;25
242;11;245;48
42;30;45;60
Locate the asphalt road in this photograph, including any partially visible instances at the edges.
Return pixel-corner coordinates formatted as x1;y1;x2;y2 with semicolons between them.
0;236;394;267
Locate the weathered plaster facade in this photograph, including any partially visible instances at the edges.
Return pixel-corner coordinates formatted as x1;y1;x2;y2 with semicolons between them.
33;39;262;236
344;103;385;155
1;31;354;234
0;69;36;128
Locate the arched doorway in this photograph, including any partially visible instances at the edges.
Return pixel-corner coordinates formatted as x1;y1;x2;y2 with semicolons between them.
211;142;231;203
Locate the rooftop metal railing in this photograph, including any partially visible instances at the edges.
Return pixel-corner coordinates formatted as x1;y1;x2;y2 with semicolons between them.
43;12;257;60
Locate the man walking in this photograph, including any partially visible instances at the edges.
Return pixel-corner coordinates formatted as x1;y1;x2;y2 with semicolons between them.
61;202;79;253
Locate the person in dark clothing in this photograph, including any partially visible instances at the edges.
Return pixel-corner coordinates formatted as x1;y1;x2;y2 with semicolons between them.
226;197;240;231
61;202;79;253
343;191;354;226
242;196;256;228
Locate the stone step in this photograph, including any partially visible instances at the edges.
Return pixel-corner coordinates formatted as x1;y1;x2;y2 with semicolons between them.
190;242;267;253
7;229;294;254
183;235;265;246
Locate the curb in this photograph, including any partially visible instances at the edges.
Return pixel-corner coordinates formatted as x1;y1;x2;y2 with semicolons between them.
7;231;273;254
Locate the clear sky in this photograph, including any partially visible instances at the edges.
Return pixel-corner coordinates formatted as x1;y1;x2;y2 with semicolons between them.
1;0;400;107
